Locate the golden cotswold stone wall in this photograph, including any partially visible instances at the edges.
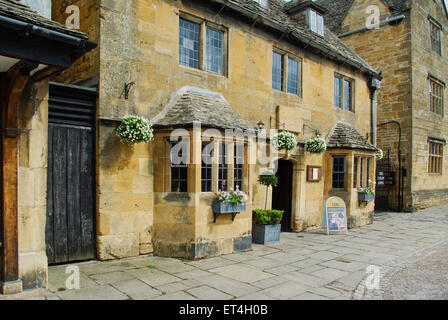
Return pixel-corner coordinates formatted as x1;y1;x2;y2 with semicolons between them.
18;80;50;290
53;0;376;260
340;0;448;211
340;0;413;210
52;0;100;85
409;0;448;210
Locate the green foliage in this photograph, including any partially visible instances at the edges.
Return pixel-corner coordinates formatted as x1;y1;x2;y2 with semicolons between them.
304;137;327;154
252;209;284;225
116;115;154;144
271;131;297;151
375;148;384;160
258;174;279;188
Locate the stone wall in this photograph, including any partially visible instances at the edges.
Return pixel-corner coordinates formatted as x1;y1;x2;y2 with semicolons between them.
340;0;414;210
408;0;448;211
52;0;100;85
51;0;376;260
17;79;49;290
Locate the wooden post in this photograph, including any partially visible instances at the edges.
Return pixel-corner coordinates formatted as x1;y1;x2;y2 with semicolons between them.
0;61;37;294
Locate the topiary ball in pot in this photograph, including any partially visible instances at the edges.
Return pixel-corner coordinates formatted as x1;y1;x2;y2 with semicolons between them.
116;116;154;144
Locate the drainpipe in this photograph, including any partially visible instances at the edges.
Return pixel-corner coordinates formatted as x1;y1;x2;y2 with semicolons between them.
368;76;382;146
339;14;406;38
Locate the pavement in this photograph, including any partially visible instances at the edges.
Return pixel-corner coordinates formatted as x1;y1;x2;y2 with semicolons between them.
2;204;448;300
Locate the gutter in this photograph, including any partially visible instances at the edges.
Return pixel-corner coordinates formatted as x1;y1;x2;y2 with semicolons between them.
339;14;406;38
0;14;96;51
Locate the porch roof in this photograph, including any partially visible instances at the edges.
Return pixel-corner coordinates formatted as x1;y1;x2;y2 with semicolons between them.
326;121;377;151
152;86;251;130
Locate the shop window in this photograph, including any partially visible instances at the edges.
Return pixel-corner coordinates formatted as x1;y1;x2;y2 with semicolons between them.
170;141;188;192
218;144;228;191
353;157;359;188
201;142;213;192
332;156;345;189
234;144;244;190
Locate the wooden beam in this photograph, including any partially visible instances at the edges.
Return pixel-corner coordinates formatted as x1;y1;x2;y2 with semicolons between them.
1;61;37;284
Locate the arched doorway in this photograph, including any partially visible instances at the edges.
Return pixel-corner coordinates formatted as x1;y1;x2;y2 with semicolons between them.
272;160;293;232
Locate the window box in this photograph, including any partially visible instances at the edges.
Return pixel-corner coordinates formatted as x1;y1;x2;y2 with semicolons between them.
252;224;281;244
358;193;375;202
212;202;246;223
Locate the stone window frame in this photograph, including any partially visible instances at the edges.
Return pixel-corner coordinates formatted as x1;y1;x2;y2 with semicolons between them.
272;47;303;97
307;8;324;37
428;140;444;174
429;17;442;56
178;12;229;76
200;135;249;194
332;155;346;190
429;76;445;116
334;73;355;112
353;155;374;188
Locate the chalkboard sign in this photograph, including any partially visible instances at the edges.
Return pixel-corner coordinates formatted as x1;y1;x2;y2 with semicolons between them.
321;197;348;235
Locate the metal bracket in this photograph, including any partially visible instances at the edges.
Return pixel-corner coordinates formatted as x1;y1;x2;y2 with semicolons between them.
213;212;239;223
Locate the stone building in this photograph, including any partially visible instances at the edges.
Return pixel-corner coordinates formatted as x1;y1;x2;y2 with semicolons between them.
0;0;95;294
317;0;448;211
46;0;380;264
0;0;381;294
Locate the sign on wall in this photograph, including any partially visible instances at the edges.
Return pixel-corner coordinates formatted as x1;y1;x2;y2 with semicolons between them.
321;196;348;235
307;166;321;182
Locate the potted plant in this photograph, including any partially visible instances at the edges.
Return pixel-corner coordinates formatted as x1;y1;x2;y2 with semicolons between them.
252;209;284;244
252;173;283;244
304;137;327;154
116;115;154;144
358;180;376;201
375;148;384;160
271;131;297;151
212;187;248;222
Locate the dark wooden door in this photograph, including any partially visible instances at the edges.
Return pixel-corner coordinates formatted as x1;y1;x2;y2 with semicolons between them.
272;160;293;232
46;83;97;264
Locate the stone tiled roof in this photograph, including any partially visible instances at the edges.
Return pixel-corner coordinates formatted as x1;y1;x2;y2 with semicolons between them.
208;0;379;76
152;87;250;130
0;0;88;39
315;0;410;35
326;121;377;151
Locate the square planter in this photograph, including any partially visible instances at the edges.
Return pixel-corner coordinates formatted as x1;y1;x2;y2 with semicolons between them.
212;202;246;214
252;224;281;244
358;193;375;201
212;202;246;223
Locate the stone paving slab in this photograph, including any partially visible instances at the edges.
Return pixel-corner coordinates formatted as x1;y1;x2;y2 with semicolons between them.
4;204;448;301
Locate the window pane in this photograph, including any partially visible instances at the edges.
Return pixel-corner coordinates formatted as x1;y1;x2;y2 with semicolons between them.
316;13;324;36
171;142;188;192
234;144;244;190
272;52;283;90
334;77;342;108
287;57;299;95
205;27;224;74
218;144;228;191
344;80;352;111
309;9;317;33
332;156;345;189
179;19;200;69
353;157;358;188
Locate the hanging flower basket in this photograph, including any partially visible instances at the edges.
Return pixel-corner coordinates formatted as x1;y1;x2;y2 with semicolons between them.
375;148;384;161
271;131;297;151
116;116;154;144
304;137;327;154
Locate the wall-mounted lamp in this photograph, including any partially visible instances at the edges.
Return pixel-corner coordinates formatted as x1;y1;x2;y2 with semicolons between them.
124;82;135;100
257;120;265;131
315;130;321;138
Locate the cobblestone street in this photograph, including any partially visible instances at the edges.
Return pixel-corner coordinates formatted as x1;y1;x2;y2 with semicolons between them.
2;204;448;300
